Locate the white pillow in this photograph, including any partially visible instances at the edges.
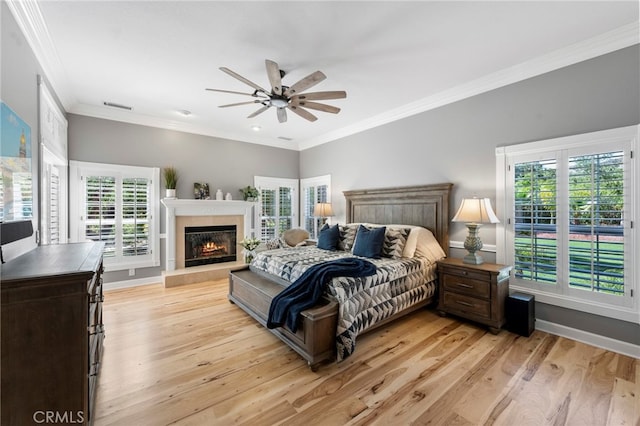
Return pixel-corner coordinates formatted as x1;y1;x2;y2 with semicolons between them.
404;226;446;261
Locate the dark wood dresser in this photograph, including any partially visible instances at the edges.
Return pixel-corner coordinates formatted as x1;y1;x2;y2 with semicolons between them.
1;242;105;425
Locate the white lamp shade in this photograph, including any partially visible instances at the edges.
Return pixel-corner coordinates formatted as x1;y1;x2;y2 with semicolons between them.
313;203;334;217
452;198;500;224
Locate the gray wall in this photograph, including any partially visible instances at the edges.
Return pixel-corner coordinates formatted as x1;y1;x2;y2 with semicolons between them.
300;45;640;345
1;3;41;261
68;114;299;283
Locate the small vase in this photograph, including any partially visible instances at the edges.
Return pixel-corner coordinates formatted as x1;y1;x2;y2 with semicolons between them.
216;189;223;200
165;189;176;198
243;249;255;264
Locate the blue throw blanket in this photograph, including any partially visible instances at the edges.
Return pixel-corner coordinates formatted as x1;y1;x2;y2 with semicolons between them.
267;258;377;332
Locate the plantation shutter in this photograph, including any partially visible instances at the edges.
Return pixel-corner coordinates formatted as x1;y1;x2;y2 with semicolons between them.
260;188;277;241
278;186;293;233
48;166;61;244
85;176;117;258
567;151;624;295
122;177;151;256
513;158;558;285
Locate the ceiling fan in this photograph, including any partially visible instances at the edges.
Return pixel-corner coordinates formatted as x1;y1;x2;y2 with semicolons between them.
206;59;346;123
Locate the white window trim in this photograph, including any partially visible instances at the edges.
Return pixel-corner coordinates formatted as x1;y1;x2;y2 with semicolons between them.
496;125;639;324
69;161;160;272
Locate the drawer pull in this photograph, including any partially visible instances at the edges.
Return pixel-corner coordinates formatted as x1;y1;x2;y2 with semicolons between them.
456;283;474;289
456;300;474;307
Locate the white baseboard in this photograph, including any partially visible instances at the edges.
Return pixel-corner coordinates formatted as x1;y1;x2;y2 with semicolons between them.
104;275;162;291
535;319;640;359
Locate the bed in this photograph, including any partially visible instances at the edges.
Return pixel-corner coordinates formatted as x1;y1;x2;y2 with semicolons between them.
228;183;452;370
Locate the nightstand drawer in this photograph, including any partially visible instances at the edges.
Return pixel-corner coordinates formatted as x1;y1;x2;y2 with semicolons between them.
443;292;490;319
440;266;489;282
442;274;490;298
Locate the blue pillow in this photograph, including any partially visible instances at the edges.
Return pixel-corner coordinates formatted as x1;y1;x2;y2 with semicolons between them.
352;225;386;258
317;223;340;250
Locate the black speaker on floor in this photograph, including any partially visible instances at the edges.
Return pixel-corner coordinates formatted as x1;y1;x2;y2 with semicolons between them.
506;292;535;337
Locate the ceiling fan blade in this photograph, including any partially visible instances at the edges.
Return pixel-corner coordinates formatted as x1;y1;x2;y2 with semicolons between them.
219;67;269;95
283;71;326;97
290;90;347;101
247;105;270;118
206;88;266;98
218;100;262;108
290;100;340;114
265;59;283;96
277;107;287;123
288;105;317;122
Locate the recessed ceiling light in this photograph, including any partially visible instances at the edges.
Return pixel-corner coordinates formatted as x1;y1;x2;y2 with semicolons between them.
251;125;261;132
103;101;133;110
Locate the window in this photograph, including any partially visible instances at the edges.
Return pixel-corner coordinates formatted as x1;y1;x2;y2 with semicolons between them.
301;175;331;239
70;161;160;271
254;176;298;242
496;125;638;323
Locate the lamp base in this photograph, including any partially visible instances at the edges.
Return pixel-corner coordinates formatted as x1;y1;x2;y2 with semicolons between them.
463;252;484;265
462;223;484;264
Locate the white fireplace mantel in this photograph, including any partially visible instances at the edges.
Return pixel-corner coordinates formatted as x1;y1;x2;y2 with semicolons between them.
161;198;257;271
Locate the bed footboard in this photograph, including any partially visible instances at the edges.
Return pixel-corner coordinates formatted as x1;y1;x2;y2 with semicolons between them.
228;268;338;370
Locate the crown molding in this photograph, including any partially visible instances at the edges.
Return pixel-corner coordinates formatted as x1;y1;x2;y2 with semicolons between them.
298;21;640;150
5;0;76;109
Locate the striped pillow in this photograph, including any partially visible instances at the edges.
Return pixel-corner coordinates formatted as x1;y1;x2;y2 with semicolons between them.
382;227;411;259
338;223;359;251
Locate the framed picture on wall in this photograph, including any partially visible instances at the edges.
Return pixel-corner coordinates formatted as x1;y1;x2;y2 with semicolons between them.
194;182;210;200
1;101;33;222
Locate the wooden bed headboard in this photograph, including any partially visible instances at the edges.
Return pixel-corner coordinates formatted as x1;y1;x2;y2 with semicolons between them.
343;183;453;256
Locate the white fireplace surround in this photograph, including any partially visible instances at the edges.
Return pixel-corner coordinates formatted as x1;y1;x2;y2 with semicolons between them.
161;199;257;272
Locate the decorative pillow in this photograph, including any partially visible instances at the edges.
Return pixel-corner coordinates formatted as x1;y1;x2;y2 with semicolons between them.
382;227;411;259
317;223;340;251
352;225;386;258
412;227;446;261
338;223;359;251
264;238;281;250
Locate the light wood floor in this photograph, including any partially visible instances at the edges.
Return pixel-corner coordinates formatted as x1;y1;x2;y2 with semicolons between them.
94;279;639;426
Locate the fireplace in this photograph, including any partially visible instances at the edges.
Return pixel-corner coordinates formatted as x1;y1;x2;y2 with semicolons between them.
184;225;237;267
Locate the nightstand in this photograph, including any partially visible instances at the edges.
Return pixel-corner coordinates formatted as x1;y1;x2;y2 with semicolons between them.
437;257;511;334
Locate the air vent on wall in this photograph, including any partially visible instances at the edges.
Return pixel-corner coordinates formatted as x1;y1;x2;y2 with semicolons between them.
103;101;133;110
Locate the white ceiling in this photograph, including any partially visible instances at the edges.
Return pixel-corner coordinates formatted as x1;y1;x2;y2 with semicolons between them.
10;1;639;150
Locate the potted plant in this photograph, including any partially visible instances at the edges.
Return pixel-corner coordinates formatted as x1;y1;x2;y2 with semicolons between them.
163;166;178;198
239;185;259;202
239;236;261;263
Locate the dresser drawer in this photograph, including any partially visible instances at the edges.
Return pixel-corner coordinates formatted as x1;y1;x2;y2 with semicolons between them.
442;274;490;299
443;291;490;319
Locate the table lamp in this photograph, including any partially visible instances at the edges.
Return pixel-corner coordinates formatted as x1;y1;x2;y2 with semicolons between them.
452;197;500;264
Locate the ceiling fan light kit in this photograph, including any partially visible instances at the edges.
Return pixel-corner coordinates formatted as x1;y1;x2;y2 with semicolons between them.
207;59;346;123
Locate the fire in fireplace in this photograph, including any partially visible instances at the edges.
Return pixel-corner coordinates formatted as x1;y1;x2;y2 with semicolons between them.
184;225;237;267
